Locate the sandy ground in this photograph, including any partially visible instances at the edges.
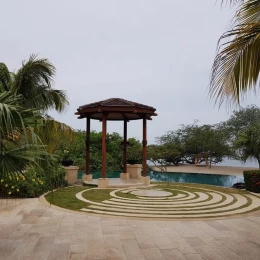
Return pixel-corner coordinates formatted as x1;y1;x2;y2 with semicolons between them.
153;164;258;175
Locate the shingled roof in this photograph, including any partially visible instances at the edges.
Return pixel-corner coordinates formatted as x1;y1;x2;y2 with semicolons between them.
78;98;156;110
76;98;157;121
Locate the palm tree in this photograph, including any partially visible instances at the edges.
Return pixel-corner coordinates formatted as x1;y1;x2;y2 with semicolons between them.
0;55;74;152
210;0;260;105
0;91;53;178
0;54;68;112
235;123;260;169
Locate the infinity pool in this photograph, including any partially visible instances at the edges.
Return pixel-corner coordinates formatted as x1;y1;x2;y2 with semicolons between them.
149;171;244;187
78;171;244;188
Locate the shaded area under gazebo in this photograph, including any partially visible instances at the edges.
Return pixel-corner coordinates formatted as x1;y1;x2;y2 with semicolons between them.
75;98;157;187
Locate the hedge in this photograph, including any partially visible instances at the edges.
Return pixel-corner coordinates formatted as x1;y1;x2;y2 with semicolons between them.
243;170;260;193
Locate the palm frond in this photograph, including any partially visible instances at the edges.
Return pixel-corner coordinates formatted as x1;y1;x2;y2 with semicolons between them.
210;17;260;105
28;85;68;112
0;91;42;137
235;0;260;24
11;54;69;112
34;116;75;153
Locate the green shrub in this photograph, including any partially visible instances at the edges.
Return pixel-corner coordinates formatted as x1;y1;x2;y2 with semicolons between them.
0;162;67;198
243;170;260;193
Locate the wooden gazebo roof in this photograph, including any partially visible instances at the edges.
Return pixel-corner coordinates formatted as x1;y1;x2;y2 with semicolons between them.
75;98;157;121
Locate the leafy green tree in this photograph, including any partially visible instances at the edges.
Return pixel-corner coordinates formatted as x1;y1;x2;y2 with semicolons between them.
156;124;231;165
148;143;184;171
234;123;260;169
127;138;142;162
210;0;260;105
225;105;260;138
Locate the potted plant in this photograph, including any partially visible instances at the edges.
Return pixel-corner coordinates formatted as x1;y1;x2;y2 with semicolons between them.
60;150;74;166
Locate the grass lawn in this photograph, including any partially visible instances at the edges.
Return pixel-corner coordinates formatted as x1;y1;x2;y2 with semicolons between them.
44;182;259;216
45;186;90;211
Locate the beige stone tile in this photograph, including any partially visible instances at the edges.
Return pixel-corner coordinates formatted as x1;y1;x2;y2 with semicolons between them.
86;238;107;260
193;245;225;260
151;234;175;250
142;248;165;260
54;234;73;244
33;236;55;254
135;234;156;249
205;221;231;231
48;243;70;259
104;234;125;259
118;230;135;240
184;253;205;260
241;242;260;254
0;239;19;258
177;244;198;254
240;254;260;260
102;225;118;235
70;243;88;253
185;237;205;246
121;238;146;260
161;249;186;260
216;239;252;255
68;252;86;260
217;249;244;260
10;242;37;258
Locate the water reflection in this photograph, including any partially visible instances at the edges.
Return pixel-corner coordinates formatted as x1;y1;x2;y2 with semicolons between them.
78;171;244;188
149;171;244;187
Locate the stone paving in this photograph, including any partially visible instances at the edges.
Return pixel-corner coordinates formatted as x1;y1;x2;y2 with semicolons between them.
1;197;260;260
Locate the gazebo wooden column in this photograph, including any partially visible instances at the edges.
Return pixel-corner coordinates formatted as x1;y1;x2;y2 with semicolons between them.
123;119;127;173
142;117;147;177
101;114;107;178
85;117;90;175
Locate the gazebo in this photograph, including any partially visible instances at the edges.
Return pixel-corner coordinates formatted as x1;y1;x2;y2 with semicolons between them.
75;98;157;187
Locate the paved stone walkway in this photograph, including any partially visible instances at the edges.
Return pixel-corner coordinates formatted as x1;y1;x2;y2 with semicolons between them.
1;198;260;260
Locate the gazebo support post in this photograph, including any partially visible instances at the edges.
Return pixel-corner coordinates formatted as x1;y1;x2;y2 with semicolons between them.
120;119;129;179
140;117;150;185
82;117;92;182
123;119;127;173
142;117;147;177
98;113;109;188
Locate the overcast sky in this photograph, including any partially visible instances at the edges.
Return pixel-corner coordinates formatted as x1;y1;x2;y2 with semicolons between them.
1;0;259;143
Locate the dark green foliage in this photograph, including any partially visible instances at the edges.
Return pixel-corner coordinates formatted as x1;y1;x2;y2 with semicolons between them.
54;130;142;171
0;162;67;198
243;170;260;193
154;123;231;166
0;55;70;198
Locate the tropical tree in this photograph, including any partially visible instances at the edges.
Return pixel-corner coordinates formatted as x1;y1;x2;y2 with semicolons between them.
156;124;231;165
0;55;73;152
0;54;68;111
148;143;185;171
210;0;260;105
0;91;53;179
223;105;260;141
234;123;260;169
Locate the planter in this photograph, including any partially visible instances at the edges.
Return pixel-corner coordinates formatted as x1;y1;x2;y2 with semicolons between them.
61;160;74;167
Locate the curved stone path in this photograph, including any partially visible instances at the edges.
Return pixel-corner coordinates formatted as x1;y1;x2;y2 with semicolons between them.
76;186;260;219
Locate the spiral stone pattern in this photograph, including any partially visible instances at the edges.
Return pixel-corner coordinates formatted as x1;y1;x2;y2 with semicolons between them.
76;186;260;219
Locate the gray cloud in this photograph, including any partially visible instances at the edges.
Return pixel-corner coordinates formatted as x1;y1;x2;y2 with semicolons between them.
1;0;259;143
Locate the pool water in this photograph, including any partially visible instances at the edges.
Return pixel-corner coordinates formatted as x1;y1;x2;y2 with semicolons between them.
149;171;244;187
78;170;244;188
